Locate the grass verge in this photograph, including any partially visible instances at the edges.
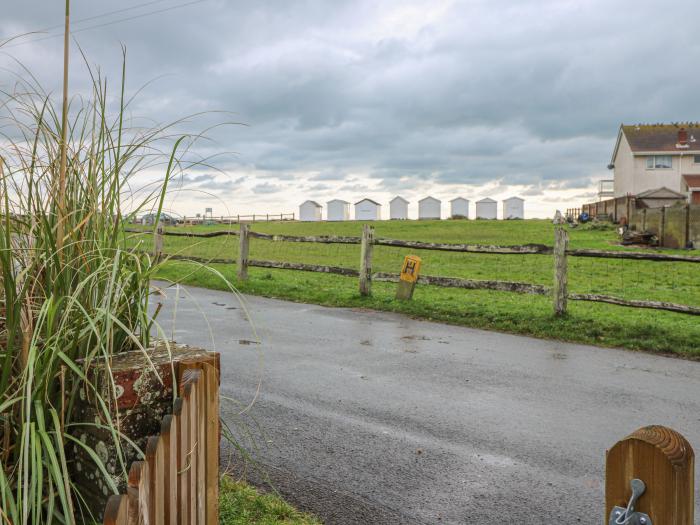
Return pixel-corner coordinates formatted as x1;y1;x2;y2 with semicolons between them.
220;477;321;525
156;260;700;358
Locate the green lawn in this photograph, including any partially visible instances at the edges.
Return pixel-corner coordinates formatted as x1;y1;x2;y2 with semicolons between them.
138;219;700;356
220;477;320;525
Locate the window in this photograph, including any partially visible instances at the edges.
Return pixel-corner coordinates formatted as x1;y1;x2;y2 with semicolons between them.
694;155;700;164
645;155;672;169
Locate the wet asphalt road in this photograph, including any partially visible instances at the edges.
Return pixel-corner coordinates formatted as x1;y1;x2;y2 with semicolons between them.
153;282;700;524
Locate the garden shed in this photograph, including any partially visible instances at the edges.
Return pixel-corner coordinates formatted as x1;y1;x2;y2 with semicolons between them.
390;196;409;219
450;197;470;219
503;196;525;219
475;197;497;219
418;196;441;219
299;200;322;221
354;198;381;220
327;199;350;221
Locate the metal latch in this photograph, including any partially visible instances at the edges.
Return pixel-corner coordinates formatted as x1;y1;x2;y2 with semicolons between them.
609;478;652;525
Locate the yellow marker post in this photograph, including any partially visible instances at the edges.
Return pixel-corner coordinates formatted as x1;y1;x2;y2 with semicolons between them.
396;255;422;300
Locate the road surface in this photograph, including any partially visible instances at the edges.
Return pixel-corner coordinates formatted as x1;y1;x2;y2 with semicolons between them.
154;282;700;524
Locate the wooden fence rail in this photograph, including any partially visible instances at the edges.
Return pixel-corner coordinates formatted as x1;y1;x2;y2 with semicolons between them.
103;357;220;525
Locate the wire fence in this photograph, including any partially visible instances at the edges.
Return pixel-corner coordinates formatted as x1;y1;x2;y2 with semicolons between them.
126;223;700;316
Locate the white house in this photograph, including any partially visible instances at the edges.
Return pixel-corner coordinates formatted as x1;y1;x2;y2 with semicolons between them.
390;196;409;220
475;197;497;219
502;197;524;219
326;199;350;221
354;198;381;220
610;123;700;202
418;196;441;219
449;197;469;219
299;200;322;221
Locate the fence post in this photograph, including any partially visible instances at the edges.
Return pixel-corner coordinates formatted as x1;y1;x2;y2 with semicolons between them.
237;223;250;281
606;425;694;525
359;224;374;296
553;226;568;316
154;220;164;262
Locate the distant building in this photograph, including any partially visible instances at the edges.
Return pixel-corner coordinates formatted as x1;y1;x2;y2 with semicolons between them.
141;212;179;225
610;123;700;201
299;200;322;221
327;199;350;221
475;198;497;219
449;197;469;219
502;197;524;219
390;196;409;220
418;196;441;219
354;198;381;220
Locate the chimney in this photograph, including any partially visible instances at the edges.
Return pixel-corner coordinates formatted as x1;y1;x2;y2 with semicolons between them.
678;127;688;146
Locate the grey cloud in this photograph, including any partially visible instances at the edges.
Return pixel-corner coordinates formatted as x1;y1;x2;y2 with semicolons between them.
2;0;699;201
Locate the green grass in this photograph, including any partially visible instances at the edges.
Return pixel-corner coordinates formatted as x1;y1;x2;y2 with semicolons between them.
220;477;320;525
146;219;700;357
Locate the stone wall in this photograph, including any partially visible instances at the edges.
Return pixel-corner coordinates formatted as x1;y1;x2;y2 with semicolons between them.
70;343;216;520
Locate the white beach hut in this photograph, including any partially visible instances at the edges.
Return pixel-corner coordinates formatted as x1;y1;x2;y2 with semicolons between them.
449;197;470;219
299;200;322;222
389;196;409;220
327;199;350;221
475;197;497;219
503;197;525;219
354;198;381;220
418;196;441;220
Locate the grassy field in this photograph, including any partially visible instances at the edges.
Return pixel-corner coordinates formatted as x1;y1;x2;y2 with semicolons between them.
220;477;320;524
136;219;700;356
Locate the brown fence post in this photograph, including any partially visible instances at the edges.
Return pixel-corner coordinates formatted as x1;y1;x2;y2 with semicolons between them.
154;220;164;262
660;206;667;246
237;223;250;281
359;224;374;296
606;425;694;525
553;227;568;316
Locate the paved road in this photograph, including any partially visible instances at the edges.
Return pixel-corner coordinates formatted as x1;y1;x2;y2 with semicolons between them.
154;283;700;524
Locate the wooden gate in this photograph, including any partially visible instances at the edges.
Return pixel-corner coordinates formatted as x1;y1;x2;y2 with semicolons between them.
103;356;220;525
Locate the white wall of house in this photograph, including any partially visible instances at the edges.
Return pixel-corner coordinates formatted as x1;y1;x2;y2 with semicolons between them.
475;198;497;219
503;197;524;219
418;197;441;219
450;198;469;218
390;196;409;219
354;199;381;220
327;200;350;221
614;134;700;196
299;201;322;221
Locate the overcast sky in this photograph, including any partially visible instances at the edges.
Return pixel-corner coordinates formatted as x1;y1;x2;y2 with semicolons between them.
2;0;699;218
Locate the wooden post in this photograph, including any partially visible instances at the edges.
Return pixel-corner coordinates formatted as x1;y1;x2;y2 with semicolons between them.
359;224;374;296
237;223;250;281
553;227;568;316
396;255;421;300
660;205;667;247
606;425;694;525
154;221;164;262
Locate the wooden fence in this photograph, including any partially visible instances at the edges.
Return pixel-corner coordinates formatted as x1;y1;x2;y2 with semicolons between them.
102;356;220;525
181;213;294;225
131;223;700;317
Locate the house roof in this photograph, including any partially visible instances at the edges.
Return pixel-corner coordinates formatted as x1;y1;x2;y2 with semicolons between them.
390;196;409;203
636;187;686;199
476;197;496;203
682;175;700;188
301;200;322;207
354;198;381;206
418;196;440;203
327;199;349;204
503;196;524;202
449;197;469;203
612;124;700;163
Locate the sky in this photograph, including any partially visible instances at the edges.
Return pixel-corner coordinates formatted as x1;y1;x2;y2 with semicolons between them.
2;0;699;219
